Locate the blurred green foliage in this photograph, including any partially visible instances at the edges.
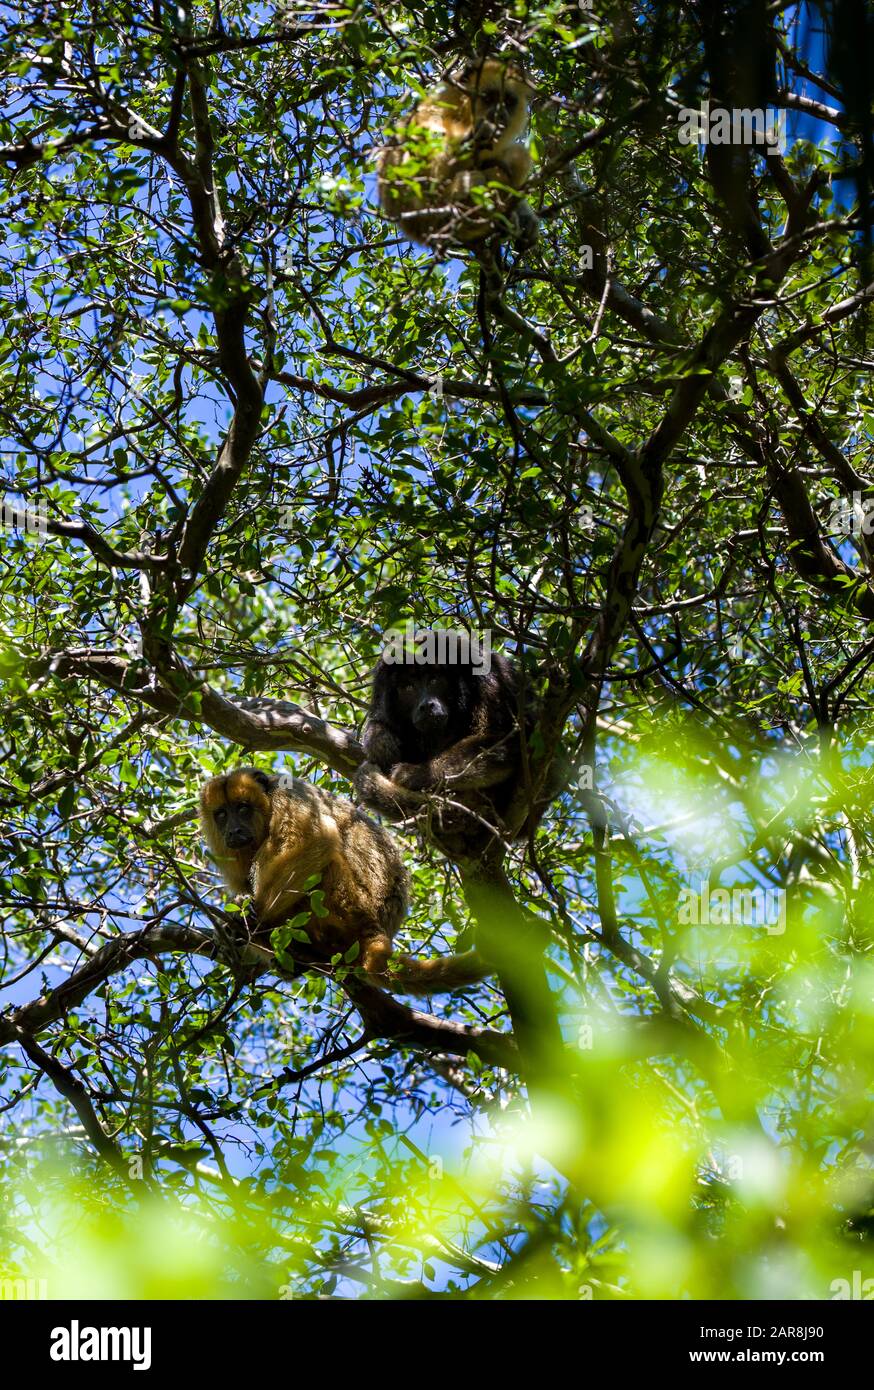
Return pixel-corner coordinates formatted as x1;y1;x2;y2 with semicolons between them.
0;0;872;1300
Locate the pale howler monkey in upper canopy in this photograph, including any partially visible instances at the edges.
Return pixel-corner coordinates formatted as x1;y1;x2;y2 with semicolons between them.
353;632;546;852
376;56;538;248
199;768;491;994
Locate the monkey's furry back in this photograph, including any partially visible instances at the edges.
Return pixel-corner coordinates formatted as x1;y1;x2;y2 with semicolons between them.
259;776;408;939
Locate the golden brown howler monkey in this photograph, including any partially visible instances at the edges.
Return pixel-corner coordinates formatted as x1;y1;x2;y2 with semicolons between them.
376;57;538;248
199;768;490;995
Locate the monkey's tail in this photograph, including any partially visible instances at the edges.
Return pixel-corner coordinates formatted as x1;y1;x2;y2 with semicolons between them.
386;950;493;996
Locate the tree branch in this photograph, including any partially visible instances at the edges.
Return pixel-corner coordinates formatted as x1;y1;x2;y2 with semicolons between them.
1;923;518;1073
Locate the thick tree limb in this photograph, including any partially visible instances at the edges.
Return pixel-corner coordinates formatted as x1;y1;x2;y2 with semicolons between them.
0;923;517;1073
39;648;364;775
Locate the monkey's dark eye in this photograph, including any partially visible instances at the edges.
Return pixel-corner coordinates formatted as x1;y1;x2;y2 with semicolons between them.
237;803;252;817
214;808;228;824
505;93;518;111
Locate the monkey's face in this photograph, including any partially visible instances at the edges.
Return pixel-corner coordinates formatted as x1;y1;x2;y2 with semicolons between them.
201;772;271;855
460;61;533;147
213;799;259;850
394;671;456;737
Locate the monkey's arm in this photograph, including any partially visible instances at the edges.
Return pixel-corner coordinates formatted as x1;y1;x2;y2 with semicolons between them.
475;143;531;189
361;718;404;770
354;761;511;856
460;152;537;246
392;734;517;791
353;762;423;821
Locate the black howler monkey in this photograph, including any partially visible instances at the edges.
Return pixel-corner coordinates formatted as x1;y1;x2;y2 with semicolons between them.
353;638;534;852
